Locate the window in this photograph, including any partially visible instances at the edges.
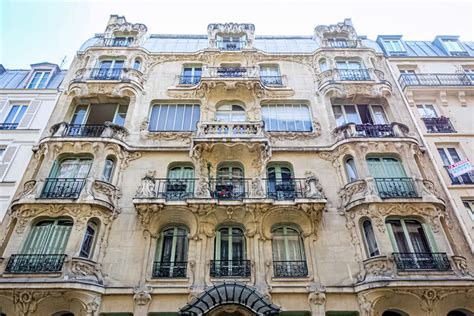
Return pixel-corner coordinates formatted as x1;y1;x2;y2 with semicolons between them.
336;60;368;80
260;65;282;86
319;59;329;72
386;219;432;253
272;226;307;277
262;104;312;132
332;104;388;126
102;157;115;182
70;103;128;129
443;39;464;52
416;104;437;118
154;227;188;278
383;39;405;52
149;104;200;132
217;35;245;50
27;71;51;89
214;164;245;199
79;220;99;259
215;104;246;122
462;200;474;221
166;165;195;199
267;164;295;200
23;218;73;255
362;219;380;257
3;105;28;128
92;60;125;80
133;59;141;70
345;157;358;182
437;147;474;184
52;157;92;179
112;36;134;47
0;148;4;160
180;66;202;85
213;227;248;277
367;156;416;198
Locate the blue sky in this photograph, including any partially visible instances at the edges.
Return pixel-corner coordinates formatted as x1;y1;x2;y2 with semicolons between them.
1;0;473;69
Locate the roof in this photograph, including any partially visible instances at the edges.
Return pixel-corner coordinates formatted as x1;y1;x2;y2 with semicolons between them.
0;65;66;90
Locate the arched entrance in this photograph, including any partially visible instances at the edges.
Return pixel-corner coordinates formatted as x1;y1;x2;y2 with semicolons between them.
180;282;280;315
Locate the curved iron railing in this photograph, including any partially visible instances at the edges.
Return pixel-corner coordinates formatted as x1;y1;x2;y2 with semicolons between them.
210;178;249;200
89;67;124;80
40;178;85;199
393;252;450;271
374;177;418;199
210;260;251;277
216;40;247;51
178;75;201;85
273;261;308;277
152;261;187;278
0;123;18;130
337;69;371;81
5;254;66;274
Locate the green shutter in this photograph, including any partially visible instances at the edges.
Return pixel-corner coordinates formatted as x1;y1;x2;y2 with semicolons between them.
22;220;72;254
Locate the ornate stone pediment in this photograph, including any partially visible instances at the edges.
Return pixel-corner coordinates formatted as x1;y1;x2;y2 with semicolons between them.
314;19;358;43
207;23;255;49
102;15;148;46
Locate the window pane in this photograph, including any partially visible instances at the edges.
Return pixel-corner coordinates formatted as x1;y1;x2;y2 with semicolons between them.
344;105;361;124
363;220;380;257
149;104;199;131
332;105;345;126
71;105;88;125
405;220;430;253
371;105;388;124
345;158;358;182
262;104;312;132
4;106;20;123
102;159;115;182
37;72;50;88
387;220;410;252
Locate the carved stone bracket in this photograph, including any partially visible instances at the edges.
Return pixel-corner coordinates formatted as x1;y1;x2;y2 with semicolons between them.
267;121;321;141
133;285;152;315
66;257;104;284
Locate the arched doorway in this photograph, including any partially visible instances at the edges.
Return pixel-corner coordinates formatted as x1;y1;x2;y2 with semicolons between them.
207;304;256;316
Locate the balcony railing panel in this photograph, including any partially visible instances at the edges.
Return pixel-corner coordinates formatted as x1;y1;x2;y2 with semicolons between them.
210;260;251;277
135;178;196;200
196;121;265;138
398;73;474;89
273;261;308;277
203;67;258;79
264;178;309;200
64;124;106;137
393;252;451;271
421;117;456;133
40;178;85;199
323;39;359;48
89;68;125;80
178;75;201;85
260;75;283;86
216;41;247;51
355;124;395;137
444;166;474;185
5;254;66;274
374;177;418;199
102;37;134;47
0;123;18;130
152;261;187;278
210;178;250;200
337;69;371;81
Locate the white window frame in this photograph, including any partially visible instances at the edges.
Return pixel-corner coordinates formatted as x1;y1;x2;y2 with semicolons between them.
261;103;313;132
442;39;464;52
416;104;438;118
332;104;388;126
3;104;28;125
383;39;405;52
27;71;51;89
336;59;363;70
70;103;127;126
0;147;5;160
148;103;200;132
462;200;474;221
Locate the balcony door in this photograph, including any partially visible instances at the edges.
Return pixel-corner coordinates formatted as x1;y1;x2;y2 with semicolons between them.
367;157;415;198
71;104;127;126
96;60;124;79
155;227;188;278
42;157;92;198
332;104;388;126
215;104;246;122
214;227;247;276
336;60;367;80
215;165;244;199
272;227;307;277
267;165;295;200
23;218;73;255
167;166;194;199
52;157;92;179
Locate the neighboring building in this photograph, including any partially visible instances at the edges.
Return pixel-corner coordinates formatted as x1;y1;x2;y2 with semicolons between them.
377;35;474;253
0;16;473;316
0;63;65;221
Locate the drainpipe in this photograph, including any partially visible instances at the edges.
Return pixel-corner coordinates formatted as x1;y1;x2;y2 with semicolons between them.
384;59;474;254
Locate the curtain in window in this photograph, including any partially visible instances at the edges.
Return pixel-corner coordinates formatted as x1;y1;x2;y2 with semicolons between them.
362;220;380;257
272;227;305;261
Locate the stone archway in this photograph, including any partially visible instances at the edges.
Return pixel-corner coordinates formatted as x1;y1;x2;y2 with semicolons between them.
207;304;256;316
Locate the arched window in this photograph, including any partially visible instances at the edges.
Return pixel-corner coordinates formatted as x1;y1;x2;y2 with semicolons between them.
272;226;307;277
154;227;188;278
382;311;407;316
362;219;380;257
149;103;200;132
448;310;470;316
319;59;328;72
212;226;249;277
166;165;195;199
261;103;312;132
215;164;245;200
345;157;358;182
52;311;75;316
102;156;115;182
215;104;246;122
79;219;99;259
267;164;295;200
133;58;141;70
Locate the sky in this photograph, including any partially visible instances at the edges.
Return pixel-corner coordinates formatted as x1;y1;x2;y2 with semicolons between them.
1;0;473;69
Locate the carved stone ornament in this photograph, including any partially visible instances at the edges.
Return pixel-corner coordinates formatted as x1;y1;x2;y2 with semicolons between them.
314;19;358;42
207;23;255;48
139;117;192;144
13;290;49;316
86;296;102;315
304;171;325;199
308;291;326;305
133;285;152;306
362;255;393;280
451;255;473;277
67;257;104;284
392;288;471;313
135;171;157;198
267;121;322;141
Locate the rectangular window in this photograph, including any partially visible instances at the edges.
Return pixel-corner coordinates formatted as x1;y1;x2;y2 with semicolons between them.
416;104;438;118
180;66;202;85
260;65;282;85
27;71;51;89
462;200;474;221
149;104;200;132
437;147;474;184
262;104;312;132
3;105;28;128
0;148;5;160
383;39;405;52
332;104;387;126
443;39;464;52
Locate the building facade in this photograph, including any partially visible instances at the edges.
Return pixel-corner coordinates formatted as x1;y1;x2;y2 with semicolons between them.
0;63;65;221
0;16;473;316
376;35;474;253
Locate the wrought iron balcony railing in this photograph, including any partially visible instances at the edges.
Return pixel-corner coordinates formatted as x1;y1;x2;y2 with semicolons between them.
216;40;247;51
355;124;395;137
374;177;418;199
260;75;283;86
273;261;308;277
89;67;125;80
398;73;474;89
264;178;310;200
5;254;67;274
178;75;201;85
421;117;456;133
102;37;134;47
135;178;196;200
51;122;128;140
210;260;251;277
337;69;371;81
40;178;86;199
195;121;266;139
0;123;18;130
322;39;360;48
203;67;258;79
64;124;106;137
333;123;410;141
152;261;187;278
393;252;451;271
211;178;249;200
443;166;474;185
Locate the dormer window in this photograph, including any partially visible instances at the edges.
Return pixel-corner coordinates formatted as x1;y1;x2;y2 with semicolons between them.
27;71;51;89
383;39;405;53
442;39;464;52
217;35;246;51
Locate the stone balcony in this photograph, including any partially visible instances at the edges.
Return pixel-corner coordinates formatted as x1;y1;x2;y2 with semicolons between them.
193;121;268;144
332;122;411;142
317;68;392;97
49;122;129;142
68;67;144;94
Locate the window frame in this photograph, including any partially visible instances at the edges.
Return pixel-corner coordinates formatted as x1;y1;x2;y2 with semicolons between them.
180;65;202;85
79;219;99;259
102;157;116;182
155;226;189;264
261;103;313;132
416;104;438;118
271;226;306;262
27;70;51;89
385;218;436;254
462;200;474;221
344;156;359;183
148;103;200;132
332;104;388;126
442;39;464;52
383;39;405;53
361;219;380;258
3;104;28;125
214;226;246;261
22;217;73;255
215;104;246;122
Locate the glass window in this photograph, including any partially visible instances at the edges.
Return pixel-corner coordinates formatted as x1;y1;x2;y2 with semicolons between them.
102;157;115;182
267;165;295;200
362;220;380;257
215;165;245;199
443;39;464;52
215;104;246;122
166;165;195;199
462;200;474;221
180;66;202;85
332;104;387;126
0;148;5;160
27;71;51;89
133;59;141;70
272;227;305;261
79;220;99;258
386;219;431;253
215;227;246;261
345;157;358;182
416;104;437;118
149;104;200;132
260;65;282;85
383;40;404;52
262;104;312;132
113;104;128;126
155;227;188;277
53;157;92;178
319;59;329;72
4;105;28;125
437;147;474;184
23;218;73;254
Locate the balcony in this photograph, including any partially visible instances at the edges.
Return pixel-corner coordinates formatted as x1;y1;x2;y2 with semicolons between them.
393;252;451;271
178;75;201;85
421;117;456;133
89;68;125;80
210;260;251;278
40;178;86;199
50;122;128;141
0;123;18;130
152;261;187;278
398;73;474;90
216;40;247;51
444;167;474;185
135;178;196;200
332;123;411;141
210;178;249;200
5;254;66;274
374;177;418;199
194;121;267;143
101;37;134;47
202;66;259;79
273;261;308;278
321;39;360;48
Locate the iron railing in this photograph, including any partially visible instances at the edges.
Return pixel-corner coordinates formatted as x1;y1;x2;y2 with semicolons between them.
102;37;134;47
273;261;308;277
89;67;125;80
398;73;474;89
216;40;246;51
210;260;251;277
210;178;250;200
152;261;187;278
444;166;474;185
421;117;456;133
374;177;418;199
40;178;85;199
337;69;371;81
5;254;66;274
260;75;283;86
323;39;359;48
0;123;18;130
355;124;395;137
264;178;308;200
178;75;201;85
63;124;106;137
393;252;451;271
